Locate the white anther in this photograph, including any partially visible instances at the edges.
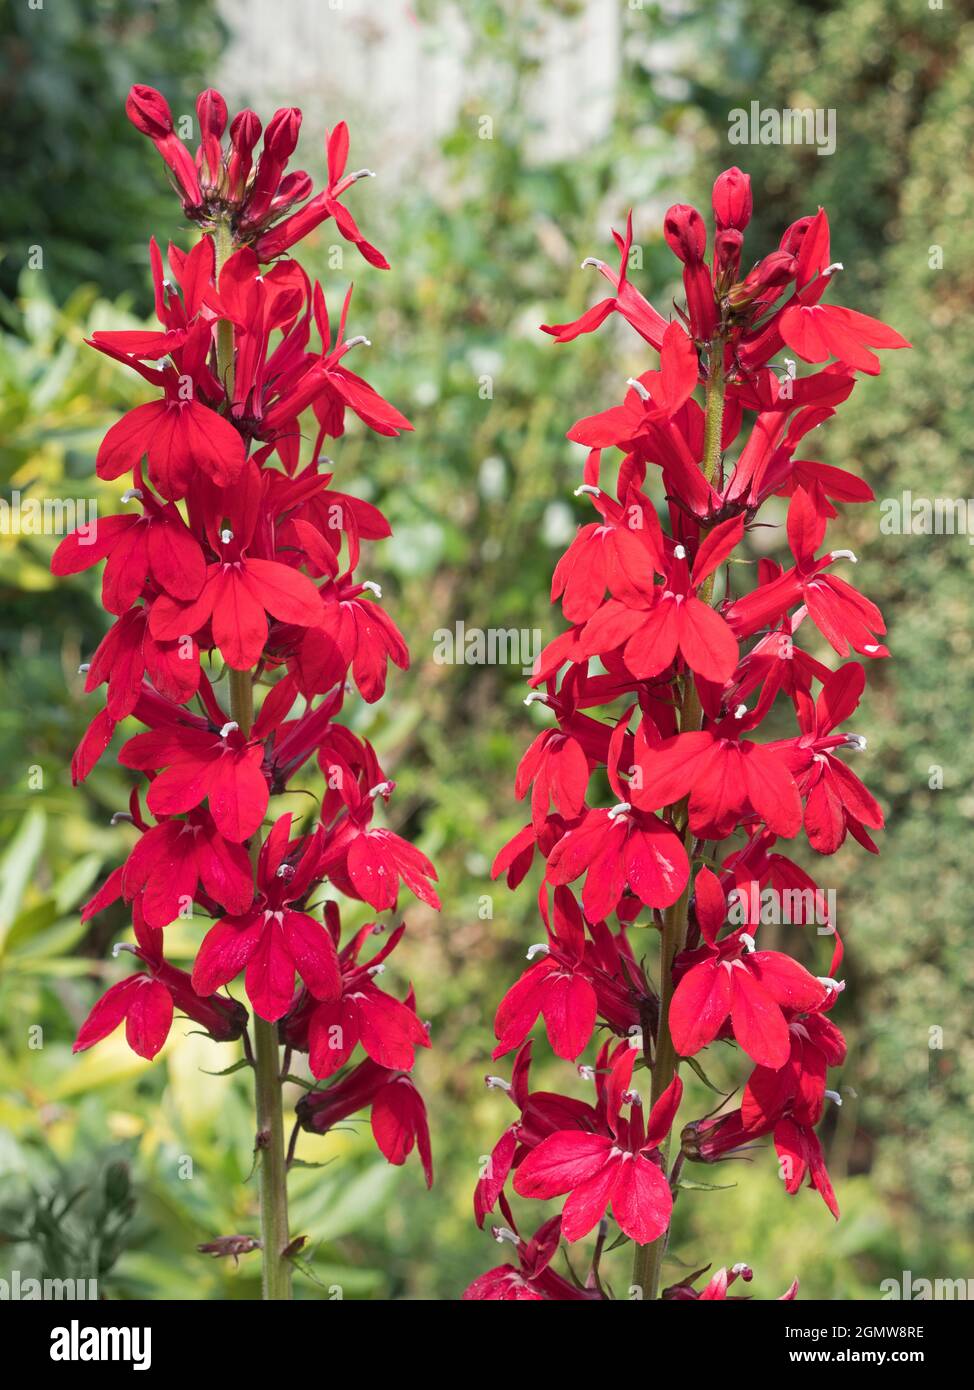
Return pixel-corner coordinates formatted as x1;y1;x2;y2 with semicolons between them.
627;1025;643;1050
368;780;393;799
110;811;134;826
823;262;844;276
78;663;91;674
362;580;382;598
622;1089;642;1108
732;1262;750;1275
574;483;601;498
626;376;650;401
221;528;233;544
830;549;857;564
825;1089;843;1106
607;801;631;820
845;734;867;751
121;488;144;503
219;721;239;738
485;1075;511;1092
523;691;549;707
492;1226;519;1246
863;644;880;654
818;976;845;993
349;168;375;182
733;703;748;719
673;544;687;560
345;335;371;350
577;1064;596;1082
580;257;606;271
740;932;756;953
367;962;387;977
275;863;294;879
526;942;550;961
112;942;139;959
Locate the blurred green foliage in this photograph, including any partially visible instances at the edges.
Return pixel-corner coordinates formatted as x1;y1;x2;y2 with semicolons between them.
0;0;970;1299
0;0;225;304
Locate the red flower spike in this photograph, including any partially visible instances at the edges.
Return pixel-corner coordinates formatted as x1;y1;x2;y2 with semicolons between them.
474;169;903;1295
57;84;434;1221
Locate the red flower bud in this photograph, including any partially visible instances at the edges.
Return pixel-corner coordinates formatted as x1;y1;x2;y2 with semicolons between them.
227;109;262;202
712;166;752;231
230;108;263;155
262;106;302;161
126;84;173;139
714;227;744;279
663;203;707;264
196;88;228;139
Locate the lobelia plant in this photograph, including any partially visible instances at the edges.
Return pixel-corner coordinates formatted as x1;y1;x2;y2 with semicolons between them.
53;84;437;1300
466;169;909;1301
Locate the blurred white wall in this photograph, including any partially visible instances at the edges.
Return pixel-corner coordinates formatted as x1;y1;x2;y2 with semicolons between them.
216;0;621;177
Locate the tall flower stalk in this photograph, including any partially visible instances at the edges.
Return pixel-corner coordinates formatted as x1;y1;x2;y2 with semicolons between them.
467;169;908;1301
57;84;437;1299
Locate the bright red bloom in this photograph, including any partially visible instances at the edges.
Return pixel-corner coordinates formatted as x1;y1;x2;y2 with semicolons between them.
51;481;206;615
632;712;803;841
149;532;323;671
318;782;440;911
492;888;597;1062
297;1055;433;1187
514;1049;682;1245
74;922;247;1060
668;869;830;1068
725;488;888;659
192;815;341;1021
119;719;269;843
282;918;431;1079
579;518;743;684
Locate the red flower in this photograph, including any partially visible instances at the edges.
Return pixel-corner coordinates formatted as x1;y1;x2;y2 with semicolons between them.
120;719;269;844
297;1056;433;1187
633;710;803;842
192;815;341;1022
74;922;247;1060
668;867;830;1068
51;479;206;615
318;782;440;911
285;919;431;1079
492;888;598;1062
725;488;888;660
514;1049;682;1245
779;302;910;376
149;531;323;671
97;389;246;502
580;517;743;684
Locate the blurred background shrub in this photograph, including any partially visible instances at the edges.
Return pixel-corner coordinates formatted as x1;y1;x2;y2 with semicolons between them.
0;0;970;1299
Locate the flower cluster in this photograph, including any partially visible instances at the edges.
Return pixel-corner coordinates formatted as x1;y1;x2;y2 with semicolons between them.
56;85;435;1194
468;168;907;1299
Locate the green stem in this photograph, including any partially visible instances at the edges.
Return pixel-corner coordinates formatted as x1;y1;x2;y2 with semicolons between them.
214;214;292;1300
631;338;726;1301
228;665;293;1300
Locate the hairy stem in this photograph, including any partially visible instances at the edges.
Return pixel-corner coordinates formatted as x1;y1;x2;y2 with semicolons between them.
215;212;292;1300
632;338;726;1301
